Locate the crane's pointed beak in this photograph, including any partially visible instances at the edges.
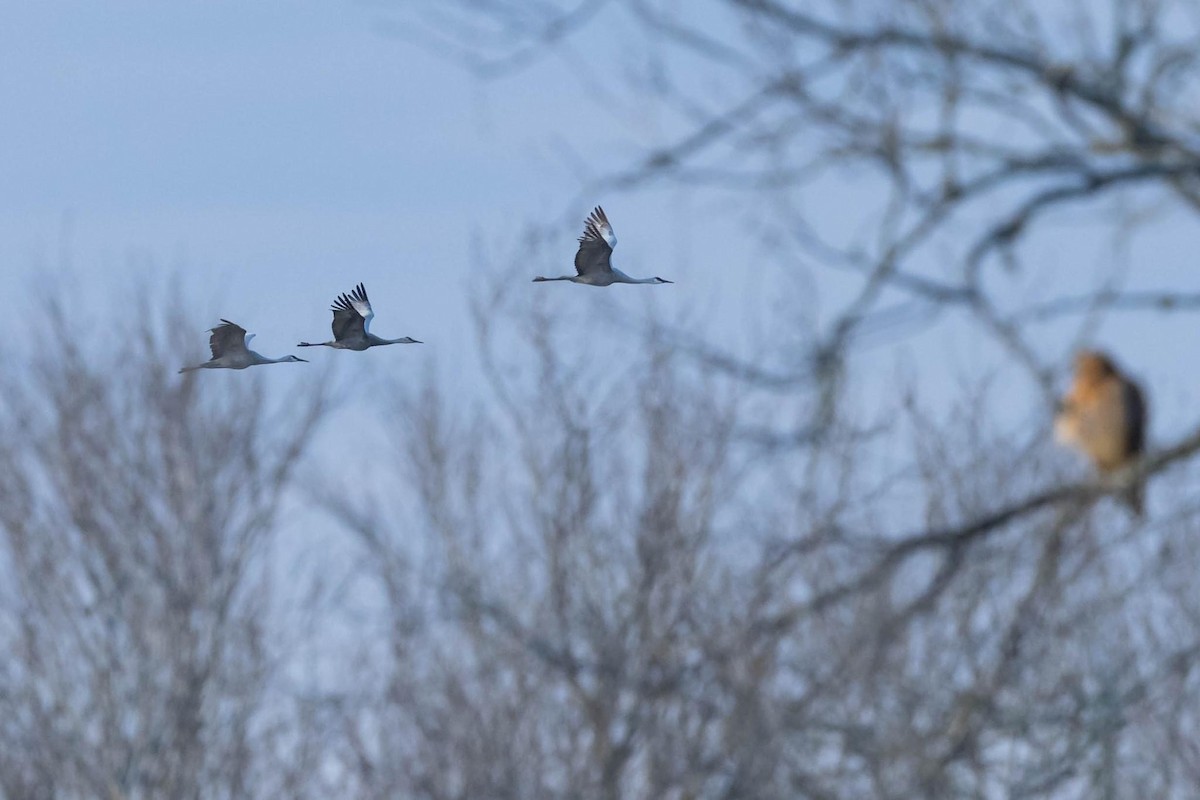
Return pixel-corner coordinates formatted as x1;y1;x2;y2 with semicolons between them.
296;356;309;363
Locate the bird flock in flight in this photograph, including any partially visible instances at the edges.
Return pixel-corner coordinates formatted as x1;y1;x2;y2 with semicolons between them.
179;206;670;373
178;205;1149;512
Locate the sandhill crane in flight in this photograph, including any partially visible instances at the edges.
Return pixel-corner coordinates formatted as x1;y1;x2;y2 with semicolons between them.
1055;350;1147;514
298;283;422;351
533;206;673;286
179;320;307;373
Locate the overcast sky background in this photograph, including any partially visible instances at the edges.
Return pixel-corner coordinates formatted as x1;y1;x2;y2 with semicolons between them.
4;0;1200;603
3;2;1198;396
0;1;738;365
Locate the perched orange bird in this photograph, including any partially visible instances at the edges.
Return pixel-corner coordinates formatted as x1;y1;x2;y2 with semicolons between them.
1054;351;1147;514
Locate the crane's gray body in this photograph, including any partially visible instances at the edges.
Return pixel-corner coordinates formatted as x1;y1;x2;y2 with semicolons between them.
298;283;422;351
180;320;306;373
533;206;673;286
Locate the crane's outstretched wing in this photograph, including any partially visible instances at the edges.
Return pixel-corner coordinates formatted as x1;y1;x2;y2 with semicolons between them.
574;206;617;277
209;320;249;359
330;282;373;341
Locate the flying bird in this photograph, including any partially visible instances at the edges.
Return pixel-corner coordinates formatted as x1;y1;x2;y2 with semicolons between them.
298;282;422;351
1054;350;1147;514
179;320;307;373
533;206;673;286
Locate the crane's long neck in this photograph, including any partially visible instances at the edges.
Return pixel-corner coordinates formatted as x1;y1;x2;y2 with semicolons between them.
613;271;659;284
533;275;576;282
367;334;421;345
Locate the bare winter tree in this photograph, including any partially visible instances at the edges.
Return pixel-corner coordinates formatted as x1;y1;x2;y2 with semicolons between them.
0;290;327;800
318;287;758;798
320;1;1200;797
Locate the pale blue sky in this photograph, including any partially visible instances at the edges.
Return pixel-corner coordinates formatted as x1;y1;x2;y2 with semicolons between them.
2;1;1199;443
0;2;715;366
